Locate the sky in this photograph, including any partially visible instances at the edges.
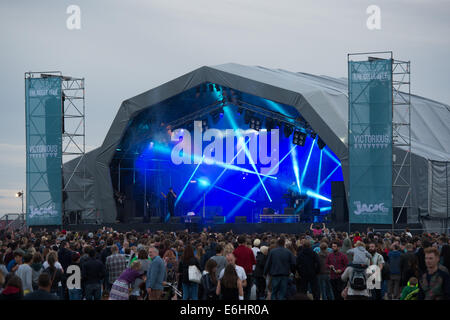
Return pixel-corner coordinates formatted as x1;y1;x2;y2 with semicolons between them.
0;0;449;215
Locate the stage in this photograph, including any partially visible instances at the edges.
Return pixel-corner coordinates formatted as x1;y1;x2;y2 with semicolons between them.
61;221;422;235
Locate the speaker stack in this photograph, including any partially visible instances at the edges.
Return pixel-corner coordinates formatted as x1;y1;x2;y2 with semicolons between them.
331;181;348;223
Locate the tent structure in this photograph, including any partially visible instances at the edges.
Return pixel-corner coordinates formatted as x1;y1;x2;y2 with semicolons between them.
63;63;450;229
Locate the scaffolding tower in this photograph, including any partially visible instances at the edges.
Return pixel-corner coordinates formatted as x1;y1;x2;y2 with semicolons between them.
61;76;86;224
392;60;412;223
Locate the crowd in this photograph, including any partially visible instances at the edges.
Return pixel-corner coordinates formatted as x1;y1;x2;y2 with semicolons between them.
0;223;449;301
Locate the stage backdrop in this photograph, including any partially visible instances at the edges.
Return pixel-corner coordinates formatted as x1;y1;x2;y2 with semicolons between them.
348;59;393;224
25;76;63;226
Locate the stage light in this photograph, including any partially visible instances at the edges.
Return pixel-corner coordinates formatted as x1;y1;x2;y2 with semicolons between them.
306;189;331;203
249;117;261;131
198;177;210;188
284;125;293;138
317;136;326;150
293;130;307;146
16;192;23;198
214;84;220;92
208;83;214;92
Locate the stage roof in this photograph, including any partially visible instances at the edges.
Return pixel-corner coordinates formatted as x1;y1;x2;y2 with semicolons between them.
64;63;450;223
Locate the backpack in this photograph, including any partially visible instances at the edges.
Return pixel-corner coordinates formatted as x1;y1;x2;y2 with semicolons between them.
350;267;367;290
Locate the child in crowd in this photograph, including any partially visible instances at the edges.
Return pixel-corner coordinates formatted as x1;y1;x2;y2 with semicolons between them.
400;277;419;300
347;241;371;267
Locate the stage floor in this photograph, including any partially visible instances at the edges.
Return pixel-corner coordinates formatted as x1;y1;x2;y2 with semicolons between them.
62;222;422;235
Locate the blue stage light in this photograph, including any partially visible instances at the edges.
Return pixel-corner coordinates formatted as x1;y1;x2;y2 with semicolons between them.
175;155;205;207
300;138;315;190
306;189;331;202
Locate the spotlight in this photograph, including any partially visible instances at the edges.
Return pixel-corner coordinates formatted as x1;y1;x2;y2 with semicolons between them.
208;83;214;92
16;192;23;198
237;105;244;115
249;117;261;131
214;84;220;92
293;130;307;146
284;125;293;138
317;136;326;149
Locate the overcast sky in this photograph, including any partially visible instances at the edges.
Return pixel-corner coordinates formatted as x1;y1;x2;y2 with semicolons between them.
0;0;449;214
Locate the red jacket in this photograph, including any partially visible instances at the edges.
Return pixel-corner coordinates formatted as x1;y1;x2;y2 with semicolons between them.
233;245;256;275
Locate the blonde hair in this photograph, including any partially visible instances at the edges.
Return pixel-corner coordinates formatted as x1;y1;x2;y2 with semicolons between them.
355;241;365;247
131;260;141;270
224;243;234;255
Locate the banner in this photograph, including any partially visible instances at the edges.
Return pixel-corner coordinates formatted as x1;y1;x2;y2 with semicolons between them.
348;59;393;224
25;76;63;226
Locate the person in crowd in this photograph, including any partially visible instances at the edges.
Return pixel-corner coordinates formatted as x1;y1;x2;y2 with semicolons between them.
387;243;402;299
219;253;247;288
418;247;450;300
129;249;151;300
233;235;256;300
254;245;268;300
178;244;201;300
0;253;9;277
0;275;23;300
400;243;419;289
347;241;371;267
43;251;64;299
109;261;145;300
146;246;166;300
30;253;44;291
23;273;59;300
263;237;295;300
105;244;127;294
81;247;105;300
16;253;33;295
210;244;226;280
440;244;450;273
7;251;23;273
341;263;370;300
58;240;73;272
416;238;431;276
400;277;419;300
341;236;353;262
367;242;385;300
296;239;320;300
216;264;244;300
201;259;218;300
67;252;82;300
317;242;334;300
326;241;348;301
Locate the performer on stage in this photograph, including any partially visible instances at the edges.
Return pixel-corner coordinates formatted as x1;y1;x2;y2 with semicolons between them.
161;187;177;222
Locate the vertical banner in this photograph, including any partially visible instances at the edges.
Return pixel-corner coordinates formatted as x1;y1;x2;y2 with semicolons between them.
26;76;62;226
348;59;393;224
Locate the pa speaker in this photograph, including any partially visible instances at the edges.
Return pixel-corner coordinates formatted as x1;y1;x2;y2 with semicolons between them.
213;216;225;224
235;216;247;223
331;181;345;198
284;207;295;215
169;217;181;224
331;197;348;223
190;216;202;224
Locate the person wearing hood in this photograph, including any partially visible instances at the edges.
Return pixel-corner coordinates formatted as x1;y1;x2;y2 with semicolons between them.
30;253;44;291
296;239;320;300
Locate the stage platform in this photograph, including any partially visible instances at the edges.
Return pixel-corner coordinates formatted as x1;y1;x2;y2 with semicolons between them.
62;222;423;235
